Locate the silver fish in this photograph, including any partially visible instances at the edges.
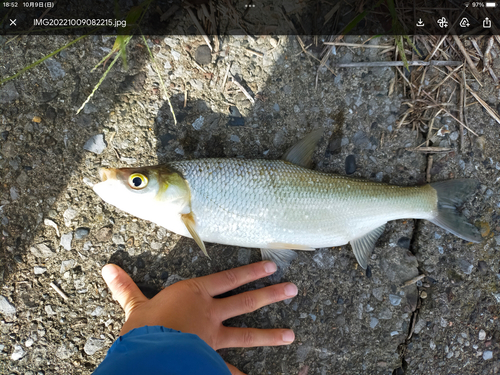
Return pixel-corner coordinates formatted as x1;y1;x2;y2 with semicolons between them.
93;130;481;269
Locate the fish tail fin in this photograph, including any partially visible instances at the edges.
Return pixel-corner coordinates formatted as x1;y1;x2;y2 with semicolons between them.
429;179;481;243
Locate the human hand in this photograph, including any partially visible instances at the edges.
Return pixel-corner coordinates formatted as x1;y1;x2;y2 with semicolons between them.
101;261;297;375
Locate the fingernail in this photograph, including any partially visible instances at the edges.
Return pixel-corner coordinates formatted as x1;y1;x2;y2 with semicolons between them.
264;261;277;273
284;283;298;297
282;330;295;343
102;264;120;284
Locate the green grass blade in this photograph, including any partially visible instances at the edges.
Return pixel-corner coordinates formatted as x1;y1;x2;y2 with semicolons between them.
0;34;88;85
76;51;121;115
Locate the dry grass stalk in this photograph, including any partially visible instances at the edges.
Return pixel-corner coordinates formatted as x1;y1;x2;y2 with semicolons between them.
406;147;453;153
332;60;462;68
451;35;481;83
229;76;255;104
50;282;69;301
185;7;212;52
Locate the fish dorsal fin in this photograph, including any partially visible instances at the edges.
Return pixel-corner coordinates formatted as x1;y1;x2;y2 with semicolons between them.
181;213;210;259
281;129;324;168
350;224;386;269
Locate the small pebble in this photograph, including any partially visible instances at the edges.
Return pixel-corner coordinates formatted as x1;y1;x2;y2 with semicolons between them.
84;337;105;355
0;295;16;316
11;345;25;361
194;45;211;65
83;134;107;154
389;294;402;306
483;351;493;360
479;329;486;341
75;227;90;240
60;232;73;251
458;259;473;275
345;155;356;175
397;237;411;249
60;259;76;273
420;291;427;299
370;317;379;329
192;115;204;130
34;266;47;275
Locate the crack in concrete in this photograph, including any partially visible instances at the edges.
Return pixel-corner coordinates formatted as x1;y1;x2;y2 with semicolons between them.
393;219;425;375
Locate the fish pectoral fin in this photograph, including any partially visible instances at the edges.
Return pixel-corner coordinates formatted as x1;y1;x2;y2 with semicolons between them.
350;224;386;269
281;128;324;168
181;213;210;259
267;242;315;251
260;248;298;270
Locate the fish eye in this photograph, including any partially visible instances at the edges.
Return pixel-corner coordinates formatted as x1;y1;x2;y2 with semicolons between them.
128;173;148;190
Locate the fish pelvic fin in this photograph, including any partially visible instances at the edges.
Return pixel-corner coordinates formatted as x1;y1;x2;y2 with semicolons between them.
281;129;324;168
429;179;481;242
181;213;210;259
350;224;386;269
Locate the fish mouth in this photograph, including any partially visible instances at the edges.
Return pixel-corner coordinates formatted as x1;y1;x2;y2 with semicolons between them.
99;168;117;182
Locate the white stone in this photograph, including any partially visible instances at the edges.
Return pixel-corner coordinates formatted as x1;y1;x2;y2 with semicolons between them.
60;232;73;251
483;350;493;360
34;266;47;275
11;345;25;360
479;329;486;340
0;295;16;316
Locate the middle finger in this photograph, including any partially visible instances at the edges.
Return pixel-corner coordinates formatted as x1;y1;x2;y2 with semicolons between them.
216;282;298;321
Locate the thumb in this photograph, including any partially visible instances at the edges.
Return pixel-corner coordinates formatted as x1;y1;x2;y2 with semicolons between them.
102;263;148;320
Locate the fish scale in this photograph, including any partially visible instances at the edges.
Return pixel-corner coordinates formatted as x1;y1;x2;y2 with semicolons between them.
168;158;437;249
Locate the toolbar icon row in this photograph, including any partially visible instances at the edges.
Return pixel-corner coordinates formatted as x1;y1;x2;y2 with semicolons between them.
417;17;493;28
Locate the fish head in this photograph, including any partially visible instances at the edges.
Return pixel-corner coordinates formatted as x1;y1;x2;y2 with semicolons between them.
93;165;191;224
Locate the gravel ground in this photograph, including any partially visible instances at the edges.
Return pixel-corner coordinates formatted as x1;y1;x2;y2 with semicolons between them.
0;34;499;374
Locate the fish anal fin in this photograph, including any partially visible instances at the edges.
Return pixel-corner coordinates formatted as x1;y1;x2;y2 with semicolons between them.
181;213;209;259
281;129;324;168
350;224;386;269
267;242;315;251
260;248;298;278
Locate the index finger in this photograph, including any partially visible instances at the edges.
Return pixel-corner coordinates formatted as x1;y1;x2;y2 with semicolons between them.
197;261;277;297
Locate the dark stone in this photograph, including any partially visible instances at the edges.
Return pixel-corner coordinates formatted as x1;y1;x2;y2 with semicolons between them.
119;73;147;93
227;117;245;126
352;131;371;149
0;131;8;141
345;155;356;175
45;106;57;122
366;266;372;278
194;45;212;65
478;260;488;273
329;138;342;154
38;91;58;103
397;237;411;249
75;227;90;240
227;106;245;126
136;258;145;269
160;271;169;280
337;297;344;304
159;133;176;147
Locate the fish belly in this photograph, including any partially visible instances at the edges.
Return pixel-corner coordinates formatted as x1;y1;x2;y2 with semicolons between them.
168;159;437;249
